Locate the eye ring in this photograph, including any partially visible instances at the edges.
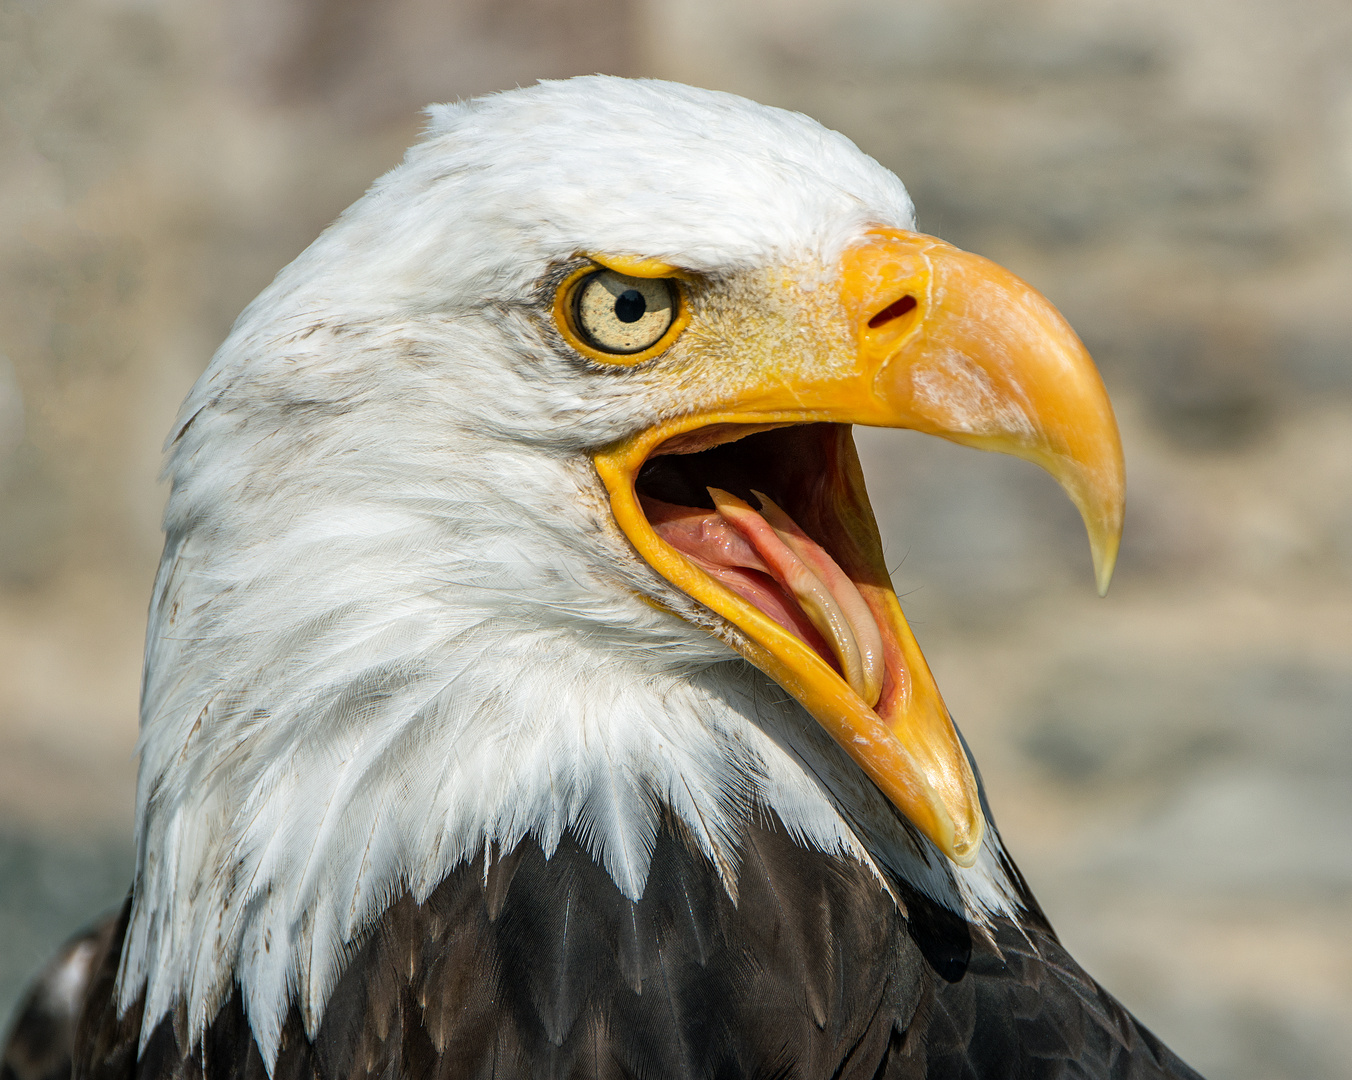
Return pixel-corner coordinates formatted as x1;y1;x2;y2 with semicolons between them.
553;259;690;366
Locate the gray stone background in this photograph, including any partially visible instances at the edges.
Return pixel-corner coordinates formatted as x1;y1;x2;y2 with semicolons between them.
1;0;1349;1076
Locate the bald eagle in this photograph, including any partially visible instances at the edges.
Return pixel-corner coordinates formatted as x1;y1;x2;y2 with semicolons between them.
3;77;1201;1080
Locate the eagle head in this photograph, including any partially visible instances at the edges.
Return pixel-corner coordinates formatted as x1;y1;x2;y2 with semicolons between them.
122;76;1123;1059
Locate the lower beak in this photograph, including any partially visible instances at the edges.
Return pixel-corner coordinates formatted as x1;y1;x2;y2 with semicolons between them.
595;229;1124;867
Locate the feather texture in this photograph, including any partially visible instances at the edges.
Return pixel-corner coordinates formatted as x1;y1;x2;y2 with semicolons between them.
74;813;1199;1080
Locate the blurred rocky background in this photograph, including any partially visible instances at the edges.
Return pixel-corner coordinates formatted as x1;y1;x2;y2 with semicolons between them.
1;0;1349;1076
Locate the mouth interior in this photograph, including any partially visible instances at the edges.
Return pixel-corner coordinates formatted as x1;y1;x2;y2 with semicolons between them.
635;424;895;708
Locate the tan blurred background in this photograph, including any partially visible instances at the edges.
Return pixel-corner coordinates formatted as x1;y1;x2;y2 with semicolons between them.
2;0;1350;1076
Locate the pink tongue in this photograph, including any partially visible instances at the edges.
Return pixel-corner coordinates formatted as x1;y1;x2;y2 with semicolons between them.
641;496;835;661
641;490;885;706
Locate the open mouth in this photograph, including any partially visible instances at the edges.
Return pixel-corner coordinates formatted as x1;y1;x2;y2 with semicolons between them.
596;414;990;860
635;424;899;712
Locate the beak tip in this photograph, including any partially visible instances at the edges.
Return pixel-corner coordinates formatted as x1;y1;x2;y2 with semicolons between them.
1088;516;1122;598
950;845;981;869
942;810;985;868
1094;554;1116;597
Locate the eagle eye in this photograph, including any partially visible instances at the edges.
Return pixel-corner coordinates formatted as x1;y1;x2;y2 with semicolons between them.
572;270;677;355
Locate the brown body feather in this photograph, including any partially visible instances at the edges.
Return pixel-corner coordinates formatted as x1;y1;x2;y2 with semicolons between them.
2;810;1206;1080
3;915;120;1080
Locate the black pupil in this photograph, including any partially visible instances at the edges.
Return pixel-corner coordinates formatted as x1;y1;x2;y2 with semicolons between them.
614;289;646;323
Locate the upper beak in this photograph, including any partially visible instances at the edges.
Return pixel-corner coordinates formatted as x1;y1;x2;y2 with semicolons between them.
840;229;1124;595
594;229;1124;867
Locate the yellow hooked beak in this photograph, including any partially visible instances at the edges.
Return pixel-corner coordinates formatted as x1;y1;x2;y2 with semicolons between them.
592;229;1124;866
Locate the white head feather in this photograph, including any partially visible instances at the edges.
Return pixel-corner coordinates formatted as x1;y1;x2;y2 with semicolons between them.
118;77;1024;1068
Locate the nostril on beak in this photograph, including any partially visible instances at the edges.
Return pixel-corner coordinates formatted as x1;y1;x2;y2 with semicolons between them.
868;295;917;329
